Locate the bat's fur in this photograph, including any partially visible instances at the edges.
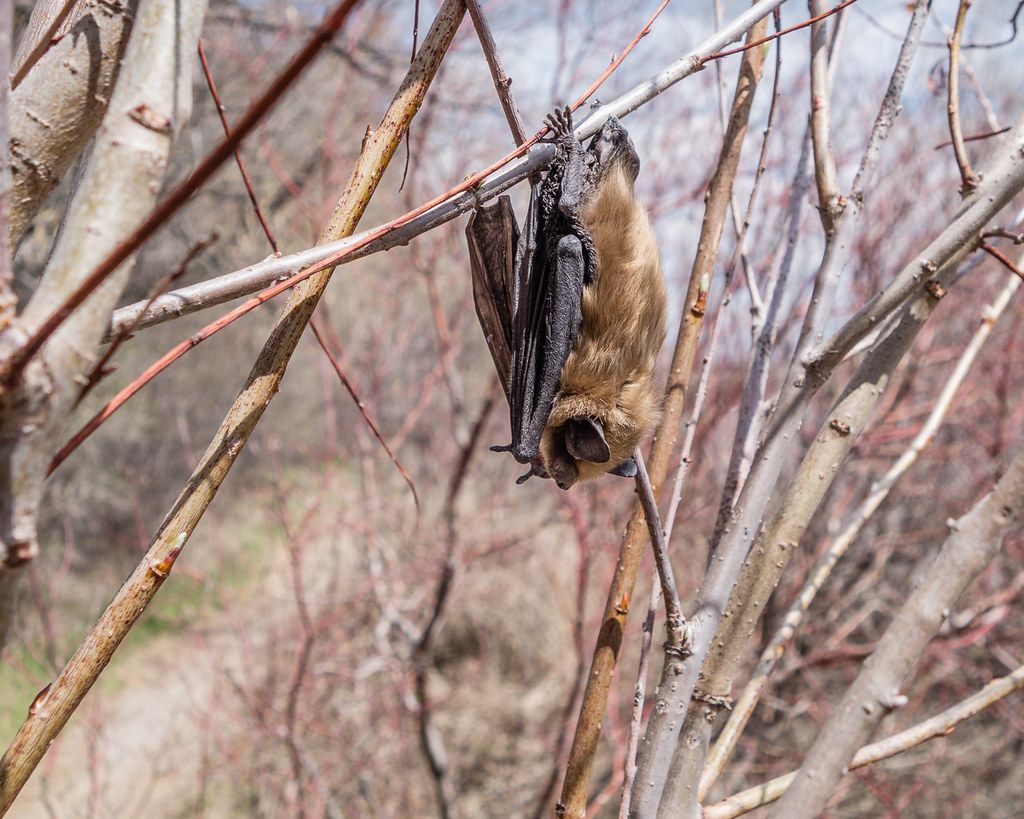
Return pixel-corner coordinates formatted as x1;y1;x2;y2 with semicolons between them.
540;147;667;487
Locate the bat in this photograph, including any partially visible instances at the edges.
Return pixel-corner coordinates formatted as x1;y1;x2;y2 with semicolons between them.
467;108;667;489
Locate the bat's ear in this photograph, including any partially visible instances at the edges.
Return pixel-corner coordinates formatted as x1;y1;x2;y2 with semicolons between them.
564;417;611;464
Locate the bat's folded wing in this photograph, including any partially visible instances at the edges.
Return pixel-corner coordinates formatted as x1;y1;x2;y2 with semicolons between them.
509;186;584;464
466;196;518;399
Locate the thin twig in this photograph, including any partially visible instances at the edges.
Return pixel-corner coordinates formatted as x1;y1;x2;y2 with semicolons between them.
464;0;529;147
981;240;1024;280
947;0;979;194
197;39;279;253
633;450;685;649
934;126;1010;149
704;0;856;64
310;319;420;513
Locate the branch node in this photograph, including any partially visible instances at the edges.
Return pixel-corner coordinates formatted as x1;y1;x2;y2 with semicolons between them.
924;279;947;300
829;418;851;436
28;683;51;717
692;689;734;713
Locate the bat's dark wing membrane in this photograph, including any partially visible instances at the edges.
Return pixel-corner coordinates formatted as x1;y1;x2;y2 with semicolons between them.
506;185;585;464
465;108;590;480
466;196;518;400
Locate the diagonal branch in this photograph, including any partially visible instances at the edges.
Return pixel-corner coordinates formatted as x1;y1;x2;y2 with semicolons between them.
705;661;1024;818
772;439;1024;815
105;0;791;341
699;268;1021;798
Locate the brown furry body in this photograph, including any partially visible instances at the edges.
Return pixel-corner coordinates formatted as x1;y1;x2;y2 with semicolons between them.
540;162;667;484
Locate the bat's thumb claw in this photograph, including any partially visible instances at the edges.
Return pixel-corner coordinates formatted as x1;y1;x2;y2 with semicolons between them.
490;443;513;453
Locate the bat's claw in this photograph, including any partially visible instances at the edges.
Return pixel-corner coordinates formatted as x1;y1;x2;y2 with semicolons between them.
490;443;513;453
515;461;550;485
544;105;575;144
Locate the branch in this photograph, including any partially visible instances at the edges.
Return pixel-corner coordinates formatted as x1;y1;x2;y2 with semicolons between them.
705;662;1024;818
947;0;979;194
981;240;1024;280
464;0;529;147
699;269;1021;798
107;0;790;341
7;0;137;247
773;440;1024;815
633;449;686;650
809;0;841;230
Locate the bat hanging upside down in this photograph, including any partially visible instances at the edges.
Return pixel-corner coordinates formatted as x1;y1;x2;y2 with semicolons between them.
466;108;667;489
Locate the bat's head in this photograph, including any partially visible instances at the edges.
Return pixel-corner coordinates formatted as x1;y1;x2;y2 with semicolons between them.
588;117;640;185
542;417;610;489
540;377;662;489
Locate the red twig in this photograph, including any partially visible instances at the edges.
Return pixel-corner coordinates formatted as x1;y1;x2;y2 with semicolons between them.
310;319;419;513
981;241;1024;281
197;39;279;254
9;0;78;90
934;126;1011;149
0;0;365;385
703;0;857;63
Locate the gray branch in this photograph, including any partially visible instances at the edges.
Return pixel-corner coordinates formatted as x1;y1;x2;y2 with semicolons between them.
105;0;791;341
771;441;1024;817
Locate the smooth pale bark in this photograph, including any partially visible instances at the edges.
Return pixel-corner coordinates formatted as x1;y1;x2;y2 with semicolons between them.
9;0;139;247
0;0;206;644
